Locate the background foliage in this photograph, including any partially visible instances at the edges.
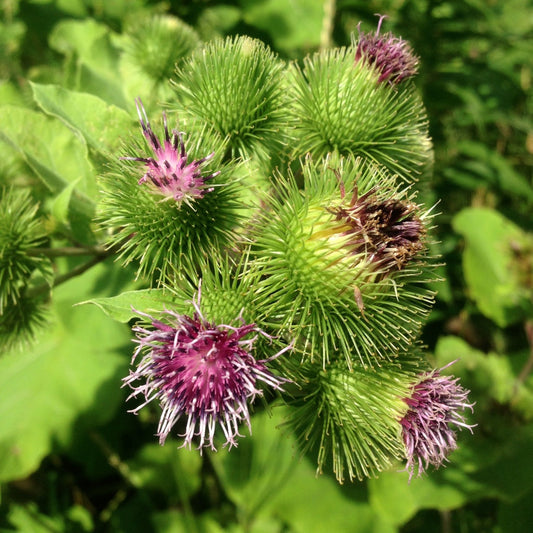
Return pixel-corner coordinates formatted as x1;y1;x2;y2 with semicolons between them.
1;0;532;531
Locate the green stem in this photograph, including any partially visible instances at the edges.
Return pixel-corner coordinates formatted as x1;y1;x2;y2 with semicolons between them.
320;0;336;50
26;255;108;299
513;320;533;398
172;452;199;533
26;245;108;257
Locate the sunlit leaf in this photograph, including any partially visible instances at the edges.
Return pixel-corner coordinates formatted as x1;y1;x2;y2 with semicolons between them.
453;207;533;327
240;0;323;55
0;262;130;482
211;407;395;533
127;444;201;497
49;19;128;109
31;83;134;156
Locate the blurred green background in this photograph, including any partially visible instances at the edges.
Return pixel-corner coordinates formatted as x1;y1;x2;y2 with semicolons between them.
1;0;532;531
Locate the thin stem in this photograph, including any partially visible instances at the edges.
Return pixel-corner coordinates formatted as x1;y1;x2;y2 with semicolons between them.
513;320;533;398
172;452;199;533
320;0;336;50
26;255;107;298
26;245;108;257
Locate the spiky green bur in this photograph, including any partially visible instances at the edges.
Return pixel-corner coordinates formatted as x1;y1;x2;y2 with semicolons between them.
172;36;290;168
251;157;436;368
121;14;200;85
288;47;432;182
284;355;421;483
164;255;260;324
0;188;51;314
98;117;243;285
0;293;48;351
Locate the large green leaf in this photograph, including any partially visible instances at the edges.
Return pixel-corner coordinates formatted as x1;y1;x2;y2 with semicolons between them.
127;444;202;499
0;261;130;482
0;105;96;199
48;19;128;109
240;0;323;55
368;463;487;527
211;407;395;533
0;104;97;242
31;83;134;156
434;336;533;503
435;335;533;418
7;503;93;533
453;207;533;327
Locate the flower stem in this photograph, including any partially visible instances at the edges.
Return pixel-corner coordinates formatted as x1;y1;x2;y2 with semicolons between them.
320;0;336;50
26;245;108;257
513;320;533;397
26;244;121;298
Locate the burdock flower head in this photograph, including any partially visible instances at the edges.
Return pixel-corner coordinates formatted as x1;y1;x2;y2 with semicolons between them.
355;14;419;84
327;178;426;277
123;98;218;204
123;285;290;451
400;362;475;481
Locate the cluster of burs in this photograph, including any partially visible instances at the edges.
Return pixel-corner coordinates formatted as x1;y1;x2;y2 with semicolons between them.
98;15;472;484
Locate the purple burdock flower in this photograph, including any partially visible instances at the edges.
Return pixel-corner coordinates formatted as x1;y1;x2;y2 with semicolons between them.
123;287;290;451
328;181;425;276
122;98;218;204
400;362;475;481
355;14;419;84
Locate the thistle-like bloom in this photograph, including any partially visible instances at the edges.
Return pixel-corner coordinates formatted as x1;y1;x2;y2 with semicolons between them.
355;14;419;84
400;362;475;481
123;99;218;204
123;288;290;451
327;183;425;275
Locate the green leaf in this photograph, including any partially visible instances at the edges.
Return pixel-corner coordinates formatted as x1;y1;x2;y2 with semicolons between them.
435;335;533;421
50;178;80;226
79;289;176;323
7;503;63;533
210;407;395;533
448;141;533;202
0;262;130;482
127;444;201;497
453;207;533;327
0;104;97;217
368;465;486;526
498;486;533;533
31;83;134;156
240;0;323;56
467;423;533;503
436;336;514;404
7;502;94;532
48;19;128;109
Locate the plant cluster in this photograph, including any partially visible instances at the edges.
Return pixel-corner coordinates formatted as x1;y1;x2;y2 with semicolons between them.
1;1;531;532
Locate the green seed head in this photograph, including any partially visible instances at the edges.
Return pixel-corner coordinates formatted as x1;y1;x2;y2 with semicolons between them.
99;114;244;285
251;156;436;367
172;36;290;167
284;355;420;482
0;188;51;314
122;14;200;85
288;47;432;182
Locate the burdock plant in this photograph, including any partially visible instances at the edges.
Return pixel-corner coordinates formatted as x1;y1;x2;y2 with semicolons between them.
401;362;476;481
251;156;436;368
354;14;419;85
0;188;51;348
171;35;290;170
99;100;244;284
95;18;474;484
123;285;290;451
287;24;432;182
2;10;474;486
